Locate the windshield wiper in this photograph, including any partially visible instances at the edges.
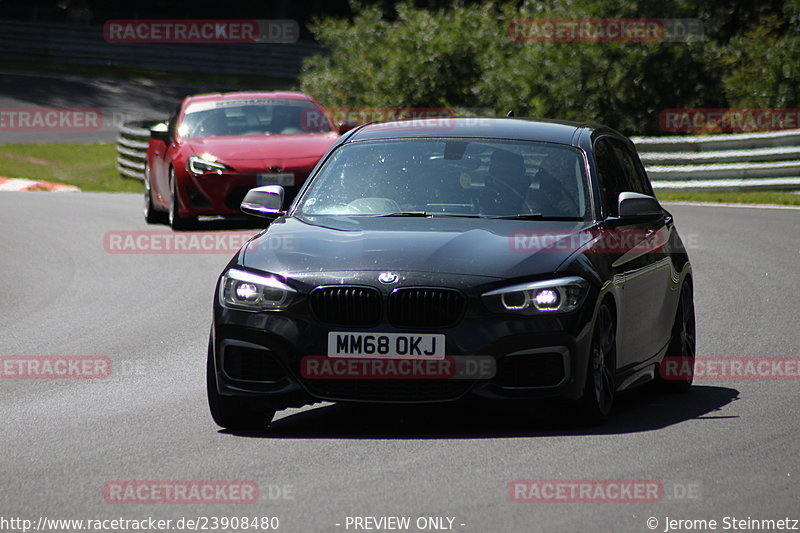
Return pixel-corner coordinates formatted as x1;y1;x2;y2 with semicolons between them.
379;211;430;217
429;213;486;218
487;213;584;221
486;213;545;220
380;212;489;219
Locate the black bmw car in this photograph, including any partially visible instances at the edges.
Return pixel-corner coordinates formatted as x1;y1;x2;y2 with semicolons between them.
207;117;695;429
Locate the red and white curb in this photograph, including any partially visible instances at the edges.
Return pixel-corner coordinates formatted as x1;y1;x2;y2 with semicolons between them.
0;177;80;192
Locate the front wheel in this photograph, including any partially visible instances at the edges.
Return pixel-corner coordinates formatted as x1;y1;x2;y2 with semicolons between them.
207;338;275;430
144;162;166;224
168;168;195;230
578;301;616;424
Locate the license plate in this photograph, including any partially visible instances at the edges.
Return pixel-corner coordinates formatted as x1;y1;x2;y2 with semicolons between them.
257;172;294;186
328;332;445;359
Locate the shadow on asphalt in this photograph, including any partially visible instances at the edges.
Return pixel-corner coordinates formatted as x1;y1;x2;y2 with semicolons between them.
223;385;740;439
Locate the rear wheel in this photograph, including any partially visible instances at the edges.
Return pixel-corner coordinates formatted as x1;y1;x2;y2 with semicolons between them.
578;302;616;424
168;168;194;230
657;282;696;392
207;338;275;430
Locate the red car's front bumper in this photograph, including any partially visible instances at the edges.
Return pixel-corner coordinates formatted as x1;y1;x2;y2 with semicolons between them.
175;158;320;216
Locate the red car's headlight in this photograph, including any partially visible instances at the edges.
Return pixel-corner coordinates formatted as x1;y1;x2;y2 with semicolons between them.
188;155;233;175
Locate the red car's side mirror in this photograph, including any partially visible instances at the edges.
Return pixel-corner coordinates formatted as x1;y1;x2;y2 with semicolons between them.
150;122;171;143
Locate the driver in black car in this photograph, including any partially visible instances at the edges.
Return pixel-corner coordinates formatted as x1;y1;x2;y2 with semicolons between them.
480;149;531;215
533;151;582;217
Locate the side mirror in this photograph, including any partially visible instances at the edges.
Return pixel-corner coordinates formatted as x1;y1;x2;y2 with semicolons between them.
617;192;663;220
337;120;359;135
241;185;285;219
150;122;170;143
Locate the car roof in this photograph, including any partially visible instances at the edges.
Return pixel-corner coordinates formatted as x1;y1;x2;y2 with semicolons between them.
186;91;314;103
348;117;618;146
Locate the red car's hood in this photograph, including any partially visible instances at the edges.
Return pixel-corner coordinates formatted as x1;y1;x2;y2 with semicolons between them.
185;133;338;160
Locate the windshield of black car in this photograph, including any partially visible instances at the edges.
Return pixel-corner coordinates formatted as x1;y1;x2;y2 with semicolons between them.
179;98;334;137
296;138;590;219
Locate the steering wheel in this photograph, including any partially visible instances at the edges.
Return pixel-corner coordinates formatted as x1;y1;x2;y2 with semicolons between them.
489;176;528;203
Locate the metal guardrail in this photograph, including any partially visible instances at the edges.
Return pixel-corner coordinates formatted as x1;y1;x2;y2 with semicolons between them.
116;120;161;180
0;19;322;78
116;119;800;191
633;130;800;190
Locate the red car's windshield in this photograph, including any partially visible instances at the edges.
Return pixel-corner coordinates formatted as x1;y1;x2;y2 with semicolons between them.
179;98;334;138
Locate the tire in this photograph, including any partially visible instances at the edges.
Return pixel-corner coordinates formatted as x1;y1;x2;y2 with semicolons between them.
657;281;696;392
143;162;166;224
578;301;616;424
207;337;276;430
168;167;194;230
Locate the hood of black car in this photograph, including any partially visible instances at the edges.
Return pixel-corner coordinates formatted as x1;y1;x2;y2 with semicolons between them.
241;216;593;280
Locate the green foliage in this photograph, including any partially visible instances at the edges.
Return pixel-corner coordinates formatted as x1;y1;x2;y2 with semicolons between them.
299;0;799;135
717;7;800;108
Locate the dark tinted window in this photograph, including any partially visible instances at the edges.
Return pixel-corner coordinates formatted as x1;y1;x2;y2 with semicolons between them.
180;99;334;137
594;138;626;216
297;139;589;218
594;137;653;216
608;139;651;196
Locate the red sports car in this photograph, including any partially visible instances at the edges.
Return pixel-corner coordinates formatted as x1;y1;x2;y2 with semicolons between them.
144;91;342;228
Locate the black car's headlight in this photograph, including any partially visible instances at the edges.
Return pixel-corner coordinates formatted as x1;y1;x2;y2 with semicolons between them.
219;269;296;311
188;155;232;175
482;276;588;315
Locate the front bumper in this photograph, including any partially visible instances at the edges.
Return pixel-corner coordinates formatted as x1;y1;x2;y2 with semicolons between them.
210;273;597;409
177;171;303;216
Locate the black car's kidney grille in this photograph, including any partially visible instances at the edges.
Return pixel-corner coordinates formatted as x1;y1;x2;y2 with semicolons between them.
309;286;465;328
388;288;464;328
309;286;382;326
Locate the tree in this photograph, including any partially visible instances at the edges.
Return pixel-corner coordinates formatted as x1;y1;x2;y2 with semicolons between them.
299;0;797;134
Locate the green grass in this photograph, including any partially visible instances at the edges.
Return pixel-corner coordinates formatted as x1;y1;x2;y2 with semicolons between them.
0;143;142;193
656;190;800;206
2;142;799;205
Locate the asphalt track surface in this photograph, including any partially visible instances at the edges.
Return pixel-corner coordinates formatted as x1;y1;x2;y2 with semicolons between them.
0;71;264;144
0;192;798;533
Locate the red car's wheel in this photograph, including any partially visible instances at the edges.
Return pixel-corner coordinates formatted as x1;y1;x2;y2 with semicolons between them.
144;161;166;224
168;167;195;230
